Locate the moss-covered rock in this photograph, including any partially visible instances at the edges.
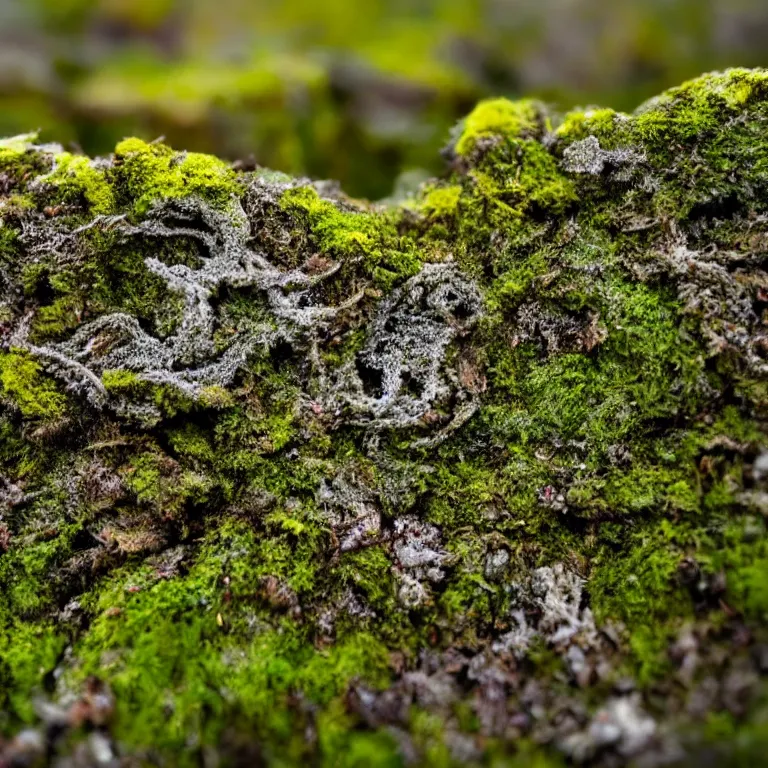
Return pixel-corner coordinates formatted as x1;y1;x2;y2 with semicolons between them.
1;69;768;766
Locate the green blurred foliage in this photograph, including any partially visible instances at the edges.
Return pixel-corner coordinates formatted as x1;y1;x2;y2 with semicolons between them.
1;0;766;197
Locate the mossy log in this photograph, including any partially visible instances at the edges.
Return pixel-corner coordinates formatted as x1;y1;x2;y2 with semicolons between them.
1;69;768;767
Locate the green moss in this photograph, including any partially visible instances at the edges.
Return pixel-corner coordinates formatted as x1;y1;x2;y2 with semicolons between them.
409;709;453;767
427;460;498;529
0;222;20;271
324;728;403;768
481;275;707;466
0;622;66;727
151;383;197;419
0;133;38;171
0;517;83;618
114;137;241;214
0;350;67;420
337;547;396;614
66;519;394;760
167;424;217;464
555;108;619;142
633;68;768;146
454;98;541;156
443;138;575;256
590;519;696;682
731;556;768;620
101;368;144;394
120;449;212;518
44;152;116;214
702;517;768;623
2;71;768;763
280;185;421;289
492;743;567;768
417;184;462;220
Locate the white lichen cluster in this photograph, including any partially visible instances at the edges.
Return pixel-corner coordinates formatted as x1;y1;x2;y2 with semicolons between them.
560;694;660;763
13;195;363;418
316;469;382;553
13;190;483;436
317;262;482;433
392;515;448;608
493;562;598;658
655;225;767;377
562;135;646;181
316;469;447;607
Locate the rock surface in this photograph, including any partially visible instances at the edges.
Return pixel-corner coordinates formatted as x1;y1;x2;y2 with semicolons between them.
1;69;767;766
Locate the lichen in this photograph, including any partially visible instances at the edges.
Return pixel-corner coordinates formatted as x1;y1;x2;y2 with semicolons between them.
1;69;768;767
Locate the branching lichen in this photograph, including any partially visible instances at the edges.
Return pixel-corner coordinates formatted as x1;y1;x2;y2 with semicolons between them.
317;263;482;432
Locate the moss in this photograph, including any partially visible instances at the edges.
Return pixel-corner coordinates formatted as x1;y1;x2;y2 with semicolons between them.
416;184;462;220
101;368;144;394
555;108;620;142
0;134;40;175
590;519;696;682
120;449;210;519
327;729;403;768
167;424;217;464
0;350;67;420
43;152;116;214
113;137;242;214
2;71;768;765
702;517;768;623
464;141;576;223
454;98;541;156
280;185;421;289
337;546;396;614
0;516;83;618
65;519;394;760
632;68;768;147
0;622;66;727
409;709;453;767
491;743;567;768
553;69;768;153
699;710;768;765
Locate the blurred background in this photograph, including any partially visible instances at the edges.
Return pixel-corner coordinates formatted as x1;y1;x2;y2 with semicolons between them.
1;0;766;199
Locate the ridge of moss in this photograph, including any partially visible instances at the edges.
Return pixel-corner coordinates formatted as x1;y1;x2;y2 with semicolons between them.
454;97;543;156
113;137;242;214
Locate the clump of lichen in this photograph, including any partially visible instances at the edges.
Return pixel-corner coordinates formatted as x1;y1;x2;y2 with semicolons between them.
1;69;768;767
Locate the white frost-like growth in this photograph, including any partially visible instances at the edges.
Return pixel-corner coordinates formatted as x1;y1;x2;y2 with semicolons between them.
392;515;448;608
318;263;482;431
562;135;646;180
15;193;483;438
492;562;597;658
560;694;658;762
15;196;363;409
316;469;382;553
